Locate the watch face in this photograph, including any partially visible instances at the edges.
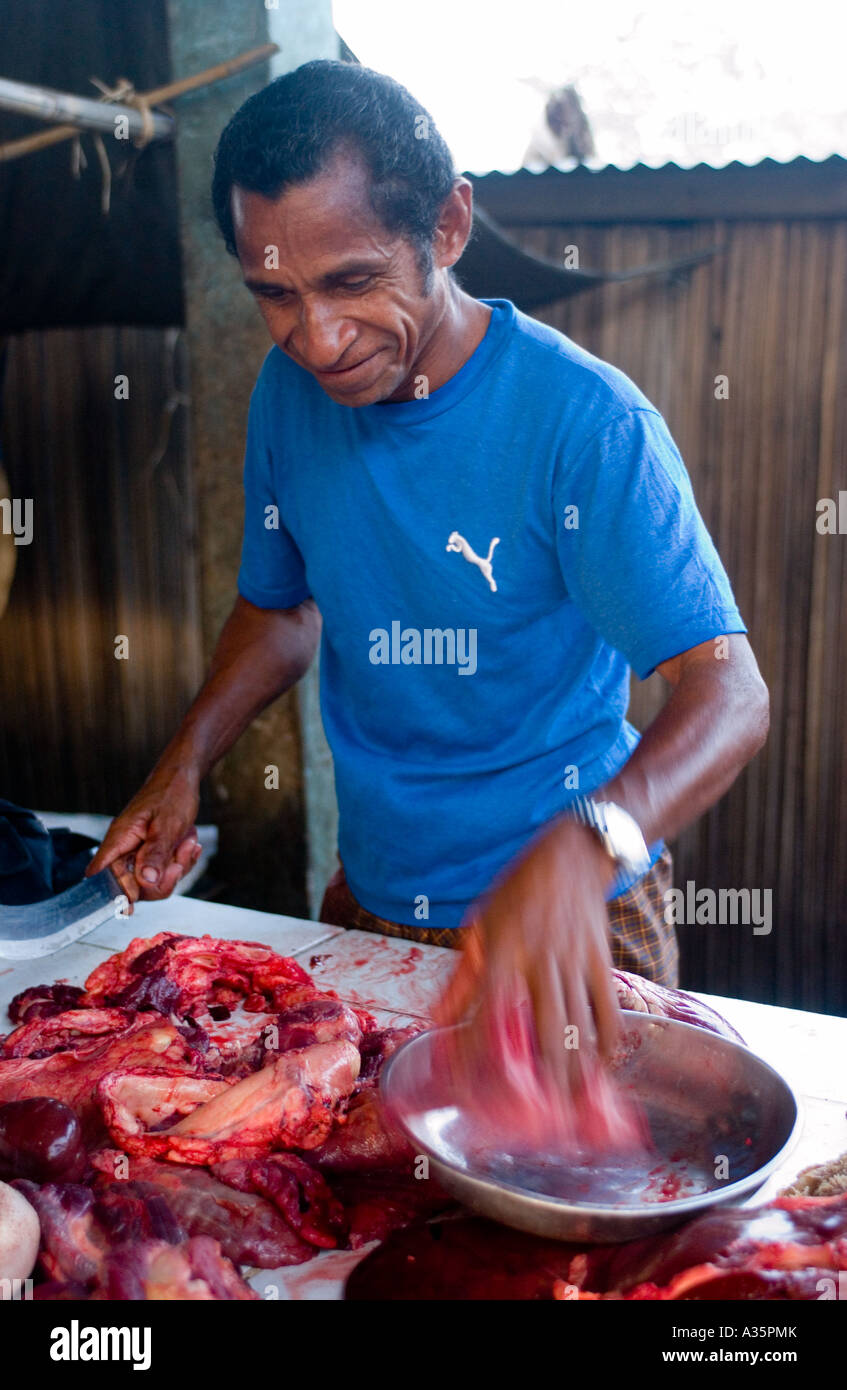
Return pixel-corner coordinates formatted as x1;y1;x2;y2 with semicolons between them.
603;803;647;865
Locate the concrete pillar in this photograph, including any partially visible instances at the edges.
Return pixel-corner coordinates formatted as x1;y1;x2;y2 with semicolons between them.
166;0;338;916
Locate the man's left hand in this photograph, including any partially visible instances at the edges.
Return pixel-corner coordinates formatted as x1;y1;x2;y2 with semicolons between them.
434;816;622;1096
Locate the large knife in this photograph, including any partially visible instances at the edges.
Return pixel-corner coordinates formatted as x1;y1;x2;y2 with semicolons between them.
0;868;129;961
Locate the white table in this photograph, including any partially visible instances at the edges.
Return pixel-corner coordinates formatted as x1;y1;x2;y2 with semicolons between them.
1;898;845;1300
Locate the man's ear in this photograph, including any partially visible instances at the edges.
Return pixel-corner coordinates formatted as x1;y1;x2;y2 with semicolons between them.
432;178;475;271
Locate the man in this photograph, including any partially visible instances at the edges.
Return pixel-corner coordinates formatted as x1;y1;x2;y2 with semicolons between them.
88;61;768;1094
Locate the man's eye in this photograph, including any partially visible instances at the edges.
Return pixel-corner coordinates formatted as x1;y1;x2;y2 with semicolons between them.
339;277;372;292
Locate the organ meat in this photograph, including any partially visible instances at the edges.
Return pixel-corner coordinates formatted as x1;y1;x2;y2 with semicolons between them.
99;1041;360;1163
612;970;744;1044
309;1089;414;1172
96;1236;258;1300
2;931;756;1302
16;1179;258;1298
346;1193;847;1300
211;1154;346;1249
0;1017;202;1137
570;1191;847;1299
91;1154;322;1267
7;983;86;1025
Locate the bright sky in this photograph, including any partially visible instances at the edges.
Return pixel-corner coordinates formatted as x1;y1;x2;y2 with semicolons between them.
332;0;847;172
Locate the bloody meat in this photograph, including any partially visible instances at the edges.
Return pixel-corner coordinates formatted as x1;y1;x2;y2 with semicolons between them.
346;1193;847;1300
0;934;443;1298
1;931;758;1301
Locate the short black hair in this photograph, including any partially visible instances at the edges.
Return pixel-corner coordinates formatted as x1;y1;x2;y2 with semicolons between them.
211;60;457;283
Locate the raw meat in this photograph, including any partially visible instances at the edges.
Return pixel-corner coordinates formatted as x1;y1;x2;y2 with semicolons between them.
570;1191;847;1299
345;1192;847;1300
7;983;86;1024
14;1179;257;1298
305;1026;424;1171
1;930;751;1302
308;1089;415;1172
83;932;316;1016
2;1008;138;1059
333;1171;454;1249
0;1017;203;1136
95;1236;258;1300
355;1024;423;1087
99;1040;360;1163
97;1069;232;1152
0;1098;86;1181
273;998;362;1052
211;1154;346;1249
13;1181;121;1286
612;970;744;1044
91;1154;321;1267
217;998;364;1078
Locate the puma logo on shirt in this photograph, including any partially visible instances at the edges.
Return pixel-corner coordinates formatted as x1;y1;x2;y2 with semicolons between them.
446;531;500;592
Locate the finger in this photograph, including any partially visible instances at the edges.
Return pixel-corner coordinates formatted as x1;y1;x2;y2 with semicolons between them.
87;822;147;876
431;920;485;1026
559;965;596;1088
109;855;141;908
136;856;190;902
134;814;191;889
527;954;574;1096
173;831;199;871
586;929;622;1061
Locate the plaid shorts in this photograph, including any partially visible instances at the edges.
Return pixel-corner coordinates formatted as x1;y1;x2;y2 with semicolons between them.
318;846;678;987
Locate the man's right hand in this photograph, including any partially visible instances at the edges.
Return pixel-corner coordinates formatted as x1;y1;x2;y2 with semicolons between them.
85;766;202;912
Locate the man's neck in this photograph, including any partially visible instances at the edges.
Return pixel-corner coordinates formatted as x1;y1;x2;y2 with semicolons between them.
383;286;492;403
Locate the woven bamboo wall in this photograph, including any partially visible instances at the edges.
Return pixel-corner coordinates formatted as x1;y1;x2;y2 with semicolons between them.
504;217;847;1010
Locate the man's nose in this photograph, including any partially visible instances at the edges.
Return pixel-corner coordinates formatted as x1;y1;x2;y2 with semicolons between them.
296;299;356;370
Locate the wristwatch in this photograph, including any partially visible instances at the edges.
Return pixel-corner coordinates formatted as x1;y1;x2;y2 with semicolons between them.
568;796;652;879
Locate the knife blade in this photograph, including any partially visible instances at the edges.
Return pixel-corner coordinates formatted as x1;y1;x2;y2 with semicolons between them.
0;867;129;960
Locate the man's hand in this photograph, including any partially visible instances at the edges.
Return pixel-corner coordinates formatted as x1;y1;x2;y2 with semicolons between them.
85;766;202;912
434;633;769;1107
434;817;623;1096
84;594;322;915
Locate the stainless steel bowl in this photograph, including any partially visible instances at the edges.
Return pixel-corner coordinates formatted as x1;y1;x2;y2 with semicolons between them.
382;1012;800;1243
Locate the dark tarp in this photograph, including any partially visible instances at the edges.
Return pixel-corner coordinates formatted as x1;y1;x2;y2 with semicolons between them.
456;204;718;311
0;0;184;331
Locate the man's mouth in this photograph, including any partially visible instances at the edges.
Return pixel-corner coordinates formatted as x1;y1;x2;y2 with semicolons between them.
312;348;384;381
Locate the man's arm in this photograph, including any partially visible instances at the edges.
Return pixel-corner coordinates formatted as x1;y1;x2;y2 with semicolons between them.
436;634;769;1090
87;595;321;905
599;634;769;847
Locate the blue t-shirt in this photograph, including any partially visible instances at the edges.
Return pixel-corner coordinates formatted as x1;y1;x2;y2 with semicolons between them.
238;298;746;927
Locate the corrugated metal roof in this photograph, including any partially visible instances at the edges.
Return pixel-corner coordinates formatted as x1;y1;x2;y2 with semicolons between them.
466;155;847;224
466;152;847;180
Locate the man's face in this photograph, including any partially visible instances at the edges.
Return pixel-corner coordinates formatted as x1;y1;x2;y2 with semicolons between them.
231;153;446;406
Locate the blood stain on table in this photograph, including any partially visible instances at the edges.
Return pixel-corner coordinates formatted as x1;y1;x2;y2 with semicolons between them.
394;947;424;976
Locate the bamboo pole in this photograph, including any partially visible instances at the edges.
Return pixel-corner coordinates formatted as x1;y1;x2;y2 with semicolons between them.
0;43;279;163
0;76;174;142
